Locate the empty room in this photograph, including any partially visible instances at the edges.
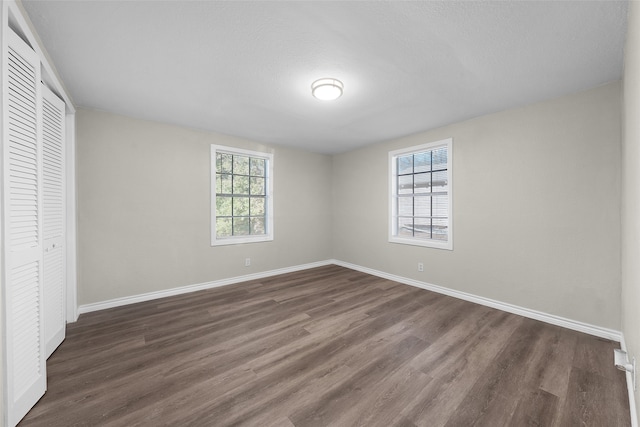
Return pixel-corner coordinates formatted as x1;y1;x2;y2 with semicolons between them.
2;0;640;426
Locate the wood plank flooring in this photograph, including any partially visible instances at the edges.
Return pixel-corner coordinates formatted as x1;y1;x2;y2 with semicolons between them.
19;265;630;426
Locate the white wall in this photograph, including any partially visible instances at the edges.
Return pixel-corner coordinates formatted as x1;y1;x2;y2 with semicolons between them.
76;109;333;305
333;82;622;330
622;1;640;421
0;1;4;422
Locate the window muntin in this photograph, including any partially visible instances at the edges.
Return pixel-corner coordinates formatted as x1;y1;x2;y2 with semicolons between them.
389;139;452;250
211;145;273;246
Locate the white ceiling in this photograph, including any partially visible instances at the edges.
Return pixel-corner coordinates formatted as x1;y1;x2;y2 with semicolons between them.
22;1;628;154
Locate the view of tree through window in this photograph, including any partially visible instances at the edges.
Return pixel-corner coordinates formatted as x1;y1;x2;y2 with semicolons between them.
215;152;268;239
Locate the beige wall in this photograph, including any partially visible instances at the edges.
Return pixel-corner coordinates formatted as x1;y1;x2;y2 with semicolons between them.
333;82;622;330
77;82;623;330
76;109;333;305
623;1;640;420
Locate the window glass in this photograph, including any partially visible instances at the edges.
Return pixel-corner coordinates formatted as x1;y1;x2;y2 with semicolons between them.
211;146;273;246
389;139;452;250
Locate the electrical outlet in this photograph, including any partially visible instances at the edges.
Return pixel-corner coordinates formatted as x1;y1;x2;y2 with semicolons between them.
418;262;424;272
245;258;251;267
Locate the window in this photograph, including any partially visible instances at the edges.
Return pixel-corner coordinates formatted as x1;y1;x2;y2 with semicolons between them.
211;145;273;246
389;138;453;250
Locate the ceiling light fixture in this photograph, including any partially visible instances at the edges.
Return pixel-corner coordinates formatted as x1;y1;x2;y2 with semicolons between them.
311;78;343;101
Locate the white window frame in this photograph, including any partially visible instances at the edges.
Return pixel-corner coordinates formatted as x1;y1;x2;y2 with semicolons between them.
389;138;453;250
211;145;274;246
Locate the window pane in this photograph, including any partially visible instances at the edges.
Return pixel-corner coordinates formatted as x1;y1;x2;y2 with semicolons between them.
397;217;413;237
212;147;273;245
398;197;413;217
251;158;265;177
234;156;250;175
432;218;448;241
390;141;450;247
216;217;232;237
216;154;223;173
398;155;413;175
432;148;447;171
233;175;250;195
219;154;233;174
250;197;265;215
414;196;431;217
433;194;448;218
414;172;431;194
414;217;432;239
233;197;249;216
398;175;413;195
251;217;265;235
216;196;232;216
233;217;250;236
414;152;431;173
250;177;265;196
219;174;232;194
432;170;448;192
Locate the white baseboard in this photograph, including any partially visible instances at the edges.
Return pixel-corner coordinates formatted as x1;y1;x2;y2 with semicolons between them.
80;258;622;342
77;260;334;315
332;260;623;342
620;335;639;427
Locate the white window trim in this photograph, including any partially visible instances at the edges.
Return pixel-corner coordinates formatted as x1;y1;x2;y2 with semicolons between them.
211;145;274;246
388;138;453;250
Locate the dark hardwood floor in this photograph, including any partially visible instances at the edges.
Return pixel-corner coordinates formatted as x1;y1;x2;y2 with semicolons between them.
19;265;630;426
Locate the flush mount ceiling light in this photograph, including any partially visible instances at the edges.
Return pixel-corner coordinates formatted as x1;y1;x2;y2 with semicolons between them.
311;78;344;101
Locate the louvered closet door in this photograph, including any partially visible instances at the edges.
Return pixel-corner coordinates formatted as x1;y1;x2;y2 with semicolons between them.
42;84;66;358
3;30;45;426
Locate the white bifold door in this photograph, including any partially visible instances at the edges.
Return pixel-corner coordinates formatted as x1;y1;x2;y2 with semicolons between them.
3;29;46;426
3;29;67;426
42;84;66;358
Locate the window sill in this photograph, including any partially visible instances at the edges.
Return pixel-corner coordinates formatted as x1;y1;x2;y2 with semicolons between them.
211;235;273;246
388;236;453;251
